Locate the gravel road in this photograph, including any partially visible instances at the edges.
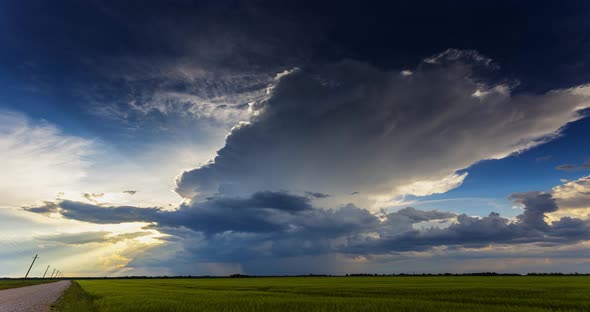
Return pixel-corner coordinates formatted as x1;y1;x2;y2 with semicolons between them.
0;280;71;312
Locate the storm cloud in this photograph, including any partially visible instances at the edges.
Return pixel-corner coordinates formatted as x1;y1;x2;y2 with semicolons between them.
18;50;590;274
344;191;590;254
175;50;590;205
24;190;590;262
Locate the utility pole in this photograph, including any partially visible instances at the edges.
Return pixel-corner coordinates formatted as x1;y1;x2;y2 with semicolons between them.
50;268;56;278
43;265;50;278
24;254;38;278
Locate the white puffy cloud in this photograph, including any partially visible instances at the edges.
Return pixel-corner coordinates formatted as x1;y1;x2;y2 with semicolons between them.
550;175;590;219
176;50;590;206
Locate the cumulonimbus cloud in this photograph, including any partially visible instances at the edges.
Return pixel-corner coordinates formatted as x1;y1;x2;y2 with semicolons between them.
175;50;590;205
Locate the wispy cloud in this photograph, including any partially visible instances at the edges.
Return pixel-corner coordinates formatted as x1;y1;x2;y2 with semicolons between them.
556;159;590;171
557;164;580;171
0;111;94;207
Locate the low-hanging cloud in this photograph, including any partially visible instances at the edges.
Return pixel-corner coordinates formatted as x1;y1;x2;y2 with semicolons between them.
344;192;590;254
24;189;590;264
175;50;590;205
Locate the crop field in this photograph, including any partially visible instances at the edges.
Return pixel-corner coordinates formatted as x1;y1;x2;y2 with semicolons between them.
53;276;590;312
0;279;54;290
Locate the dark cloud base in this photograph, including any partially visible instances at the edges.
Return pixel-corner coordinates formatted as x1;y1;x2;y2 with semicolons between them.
25;190;590;266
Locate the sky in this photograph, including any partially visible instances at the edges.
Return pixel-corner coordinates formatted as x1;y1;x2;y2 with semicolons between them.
1;0;590;277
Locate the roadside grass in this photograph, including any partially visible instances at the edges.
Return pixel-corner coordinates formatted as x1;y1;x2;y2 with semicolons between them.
52;281;96;312
56;276;590;312
0;279;56;290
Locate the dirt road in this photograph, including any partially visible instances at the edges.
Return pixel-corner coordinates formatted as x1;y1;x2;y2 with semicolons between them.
0;280;70;312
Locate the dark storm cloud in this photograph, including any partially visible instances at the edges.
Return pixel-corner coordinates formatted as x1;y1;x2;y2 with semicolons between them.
212;191;312;212
176;51;590;201
344;212;518;253
345;192;590;254
24;191;361;235
24;190;590;261
60;201;161;224
167;192;315;234
547;217;590;242
388;207;456;223
509;192;558;231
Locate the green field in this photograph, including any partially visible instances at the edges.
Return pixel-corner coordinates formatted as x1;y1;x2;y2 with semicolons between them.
55;276;590;312
0;279;55;290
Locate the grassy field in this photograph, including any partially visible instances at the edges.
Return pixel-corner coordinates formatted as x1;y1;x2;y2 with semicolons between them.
56;276;590;312
0;279;55;290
